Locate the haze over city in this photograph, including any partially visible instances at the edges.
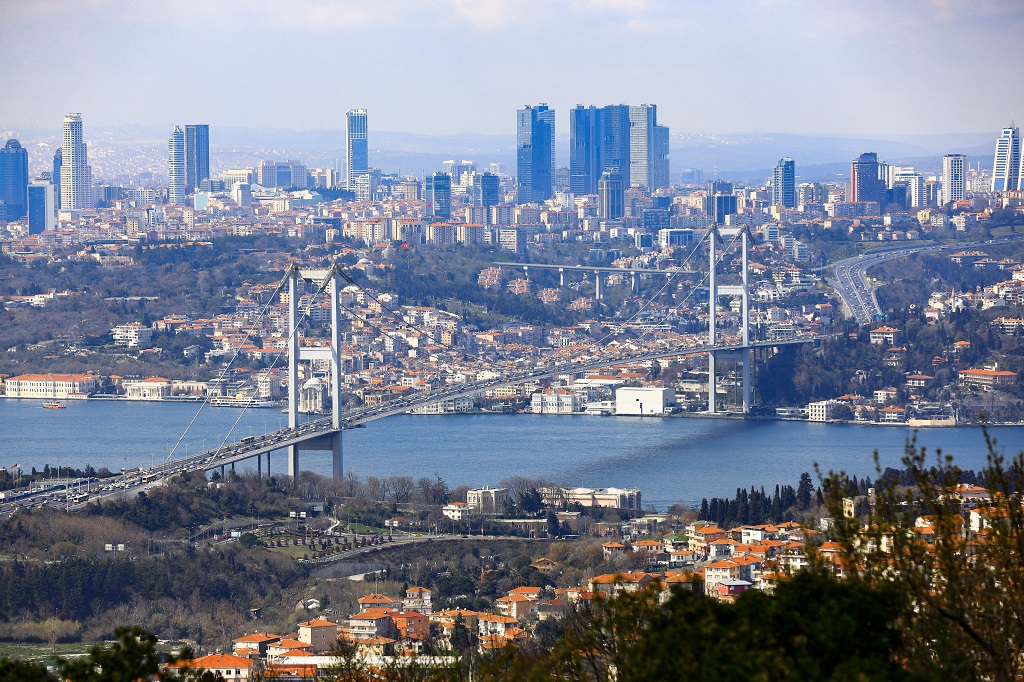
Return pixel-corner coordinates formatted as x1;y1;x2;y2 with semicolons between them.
2;0;1023;136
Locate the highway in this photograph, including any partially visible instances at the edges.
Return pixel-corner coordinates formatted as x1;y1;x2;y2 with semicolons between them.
824;233;1024;325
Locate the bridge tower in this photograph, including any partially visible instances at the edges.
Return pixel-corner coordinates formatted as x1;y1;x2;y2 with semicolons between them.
286;264;344;479
707;226;752;414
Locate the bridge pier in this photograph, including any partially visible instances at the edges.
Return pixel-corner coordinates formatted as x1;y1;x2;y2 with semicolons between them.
630;272;636;292
708;229;717;413
595;273;602;300
707;227;753;414
558;267;564;287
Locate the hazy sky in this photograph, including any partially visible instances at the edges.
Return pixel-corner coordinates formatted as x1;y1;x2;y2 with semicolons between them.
1;0;1022;137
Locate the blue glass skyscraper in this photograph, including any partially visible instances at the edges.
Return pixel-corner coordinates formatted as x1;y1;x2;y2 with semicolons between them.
425;172;451;219
185;124;210;191
516;104;554;204
0;139;29;220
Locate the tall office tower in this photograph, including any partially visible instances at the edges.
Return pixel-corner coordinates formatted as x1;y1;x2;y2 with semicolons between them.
599;104;631;188
425;172;451;219
850;152;885;205
168;126;186;205
184;124;210;191
60;113;92;210
991;124;1021;192
345;108;368;192
516;104;554;204
473;172;500;209
52;148;62;210
772;158;796;208
705;180;737;223
942;154;966;205
597;171;624;220
570;105;600;195
0;139;29;220
628;104;670;191
27;182;56;234
891;169;924;208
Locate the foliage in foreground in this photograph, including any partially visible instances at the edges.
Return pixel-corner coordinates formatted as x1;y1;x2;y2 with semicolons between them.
821;430;1024;681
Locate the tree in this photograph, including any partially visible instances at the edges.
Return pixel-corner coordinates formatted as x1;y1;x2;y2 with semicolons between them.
820;430;1024;681
54;626;219;682
546;511;560;539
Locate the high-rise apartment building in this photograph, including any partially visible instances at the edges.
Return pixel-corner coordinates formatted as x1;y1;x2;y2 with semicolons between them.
0;139;29;220
473;172;500;209
991;124;1022;192
772;158;796;208
425;172;451;219
850;152;885;205
346;109;368;194
942;154;966;205
168;126;186;205
516;104;554;204
184;124;209;191
60;114;92;210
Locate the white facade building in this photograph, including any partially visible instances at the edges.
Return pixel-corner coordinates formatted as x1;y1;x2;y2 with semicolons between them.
615;386;675;415
60;114;92;210
112;323;153;348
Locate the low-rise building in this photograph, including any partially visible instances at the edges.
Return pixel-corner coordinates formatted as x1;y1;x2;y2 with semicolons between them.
3;373;96;398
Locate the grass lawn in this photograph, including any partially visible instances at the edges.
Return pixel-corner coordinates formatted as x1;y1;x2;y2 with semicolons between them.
0;641;92;664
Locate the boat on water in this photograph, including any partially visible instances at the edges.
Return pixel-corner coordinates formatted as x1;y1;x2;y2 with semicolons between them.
209;396;275;408
42;401;67;409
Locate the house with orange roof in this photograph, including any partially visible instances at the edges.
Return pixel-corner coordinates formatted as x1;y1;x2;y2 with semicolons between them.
348;609;395;641
632;539;664;553
703;559;741;595
709;538;739;559
391;611;430;651
403;586;432;614
297;618;339;653
602;541;625;560
166;653;255;680
358;593;402;612
588;572;659;599
266;638;312;662
688;525;727;555
264;663;318;680
232;631;281;656
477;614;520;639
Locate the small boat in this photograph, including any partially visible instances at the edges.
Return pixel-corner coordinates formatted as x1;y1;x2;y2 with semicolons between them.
43;401;67;409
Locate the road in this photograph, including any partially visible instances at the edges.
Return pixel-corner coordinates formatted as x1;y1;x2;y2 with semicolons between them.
824;233;1024;325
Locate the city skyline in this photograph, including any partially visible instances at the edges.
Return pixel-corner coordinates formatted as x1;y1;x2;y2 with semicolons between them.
1;1;1022;137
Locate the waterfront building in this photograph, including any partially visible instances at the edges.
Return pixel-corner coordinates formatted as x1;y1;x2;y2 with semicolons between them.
772;157;796;208
516;104;554;203
124;377;172;400
184;124;210;191
615;386;675;415
958;368;1017;387
346;108;369;195
850;152;885;206
991;124;1022;192
942;154;966;205
3;373;96;398
168;126;186;205
539;486;642;510
0;139;29;220
60;113;92;210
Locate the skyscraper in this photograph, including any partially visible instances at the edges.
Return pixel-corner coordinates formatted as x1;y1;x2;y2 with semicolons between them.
516;104;554;204
168;126;186;205
628;105;670;191
60;113;92;210
597;171;624;220
27;182;55;234
184;124;209;191
599;104;631;188
425;172;451;219
942;154;966;205
772;158;796;208
473;172;500;209
570;105;600;195
0;139;29;220
850;152;885;205
991;124;1022;192
346;109;368;194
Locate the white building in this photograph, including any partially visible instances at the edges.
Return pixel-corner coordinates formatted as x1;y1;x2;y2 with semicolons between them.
530;387;585;414
942;154;966;205
124;377;171;400
61;113;92;210
4;373;96;398
442;502;476;521
807;399;844;422
466;487;509;515
168;126;185;205
112;323;153;348
615;386;675;415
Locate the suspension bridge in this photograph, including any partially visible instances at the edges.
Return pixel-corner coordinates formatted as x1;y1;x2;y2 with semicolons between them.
72;227;825;506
